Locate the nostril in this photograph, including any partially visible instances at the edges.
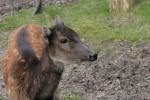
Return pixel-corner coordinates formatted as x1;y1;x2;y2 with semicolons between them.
89;53;98;61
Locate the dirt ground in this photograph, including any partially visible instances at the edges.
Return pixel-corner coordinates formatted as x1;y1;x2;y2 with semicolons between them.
0;41;150;100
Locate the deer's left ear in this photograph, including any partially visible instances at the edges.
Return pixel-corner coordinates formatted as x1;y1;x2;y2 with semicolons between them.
43;26;52;38
42;26;52;45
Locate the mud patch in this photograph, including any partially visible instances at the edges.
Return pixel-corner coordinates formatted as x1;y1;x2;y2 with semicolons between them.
60;41;150;100
0;45;7;100
0;73;8;100
0;41;150;100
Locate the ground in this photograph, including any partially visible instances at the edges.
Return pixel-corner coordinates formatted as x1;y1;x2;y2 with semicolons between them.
0;72;7;100
0;41;150;100
0;40;7;100
60;41;150;100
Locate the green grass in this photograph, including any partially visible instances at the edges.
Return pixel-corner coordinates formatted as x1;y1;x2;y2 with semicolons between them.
0;32;9;47
0;0;150;45
63;95;81;100
133;0;150;22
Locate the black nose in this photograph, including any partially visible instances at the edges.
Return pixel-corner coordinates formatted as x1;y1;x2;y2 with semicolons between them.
89;53;98;61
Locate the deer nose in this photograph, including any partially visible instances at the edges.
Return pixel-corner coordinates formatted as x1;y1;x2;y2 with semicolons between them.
88;53;98;61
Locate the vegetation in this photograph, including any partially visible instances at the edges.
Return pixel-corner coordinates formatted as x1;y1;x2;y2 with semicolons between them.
62;95;81;100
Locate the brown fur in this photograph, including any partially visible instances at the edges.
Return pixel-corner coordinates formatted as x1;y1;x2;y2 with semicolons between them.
2;23;63;100
2;17;98;100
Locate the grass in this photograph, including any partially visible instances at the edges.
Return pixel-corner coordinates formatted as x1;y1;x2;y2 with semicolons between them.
133;0;150;22
0;0;150;45
62;95;81;100
0;32;9;48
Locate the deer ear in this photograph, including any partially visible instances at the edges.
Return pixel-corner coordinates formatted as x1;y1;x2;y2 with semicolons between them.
42;26;52;45
55;16;64;26
43;26;52;38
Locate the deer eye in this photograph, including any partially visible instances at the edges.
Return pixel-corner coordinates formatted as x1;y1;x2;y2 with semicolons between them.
60;39;68;43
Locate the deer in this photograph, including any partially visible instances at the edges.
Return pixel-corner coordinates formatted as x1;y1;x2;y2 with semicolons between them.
2;16;97;100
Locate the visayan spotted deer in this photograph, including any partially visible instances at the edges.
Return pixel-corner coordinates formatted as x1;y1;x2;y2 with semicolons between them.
2;16;97;100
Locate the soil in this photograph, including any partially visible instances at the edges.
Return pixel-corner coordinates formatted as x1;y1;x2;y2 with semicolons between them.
0;42;8;100
0;41;150;100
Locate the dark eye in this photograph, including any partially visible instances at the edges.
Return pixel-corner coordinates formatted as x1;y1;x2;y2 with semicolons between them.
60;39;68;43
